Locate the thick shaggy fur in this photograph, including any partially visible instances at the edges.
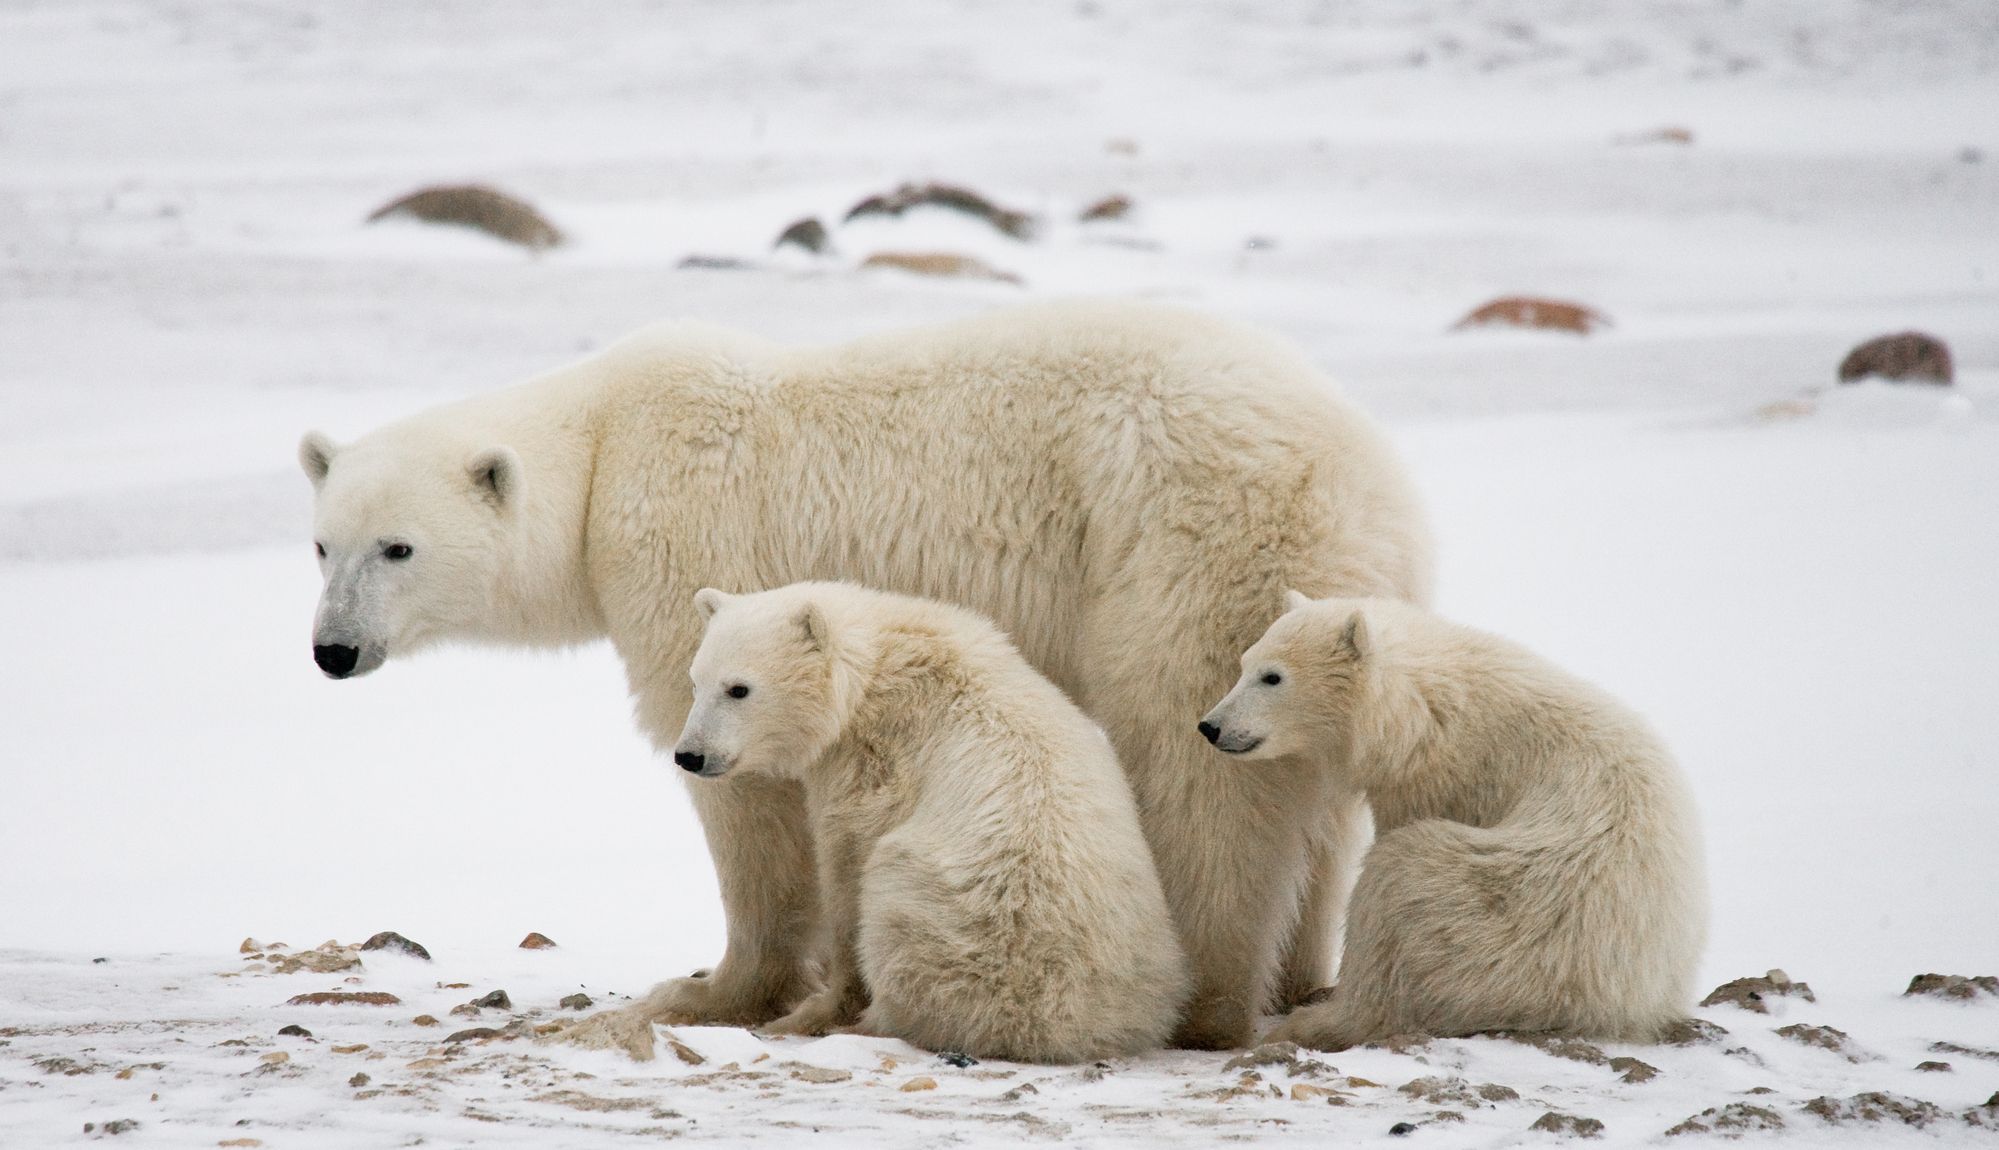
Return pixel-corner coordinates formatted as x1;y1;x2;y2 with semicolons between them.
674;583;1189;1062
299;302;1432;1052
1203;595;1706;1049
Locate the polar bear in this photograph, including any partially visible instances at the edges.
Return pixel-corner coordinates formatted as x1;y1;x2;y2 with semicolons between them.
672;582;1190;1061
1200;594;1706;1049
298;301;1431;1051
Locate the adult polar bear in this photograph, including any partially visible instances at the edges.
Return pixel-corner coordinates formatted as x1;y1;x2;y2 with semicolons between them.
299;301;1432;1050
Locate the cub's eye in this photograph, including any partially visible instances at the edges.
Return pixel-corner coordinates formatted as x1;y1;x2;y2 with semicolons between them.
1261;672;1283;686
314;542;326;558
725;684;751;700
383;543;414;561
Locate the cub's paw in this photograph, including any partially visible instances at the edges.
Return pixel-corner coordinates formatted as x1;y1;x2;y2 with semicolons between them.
759;992;855;1038
1263;1005;1358;1053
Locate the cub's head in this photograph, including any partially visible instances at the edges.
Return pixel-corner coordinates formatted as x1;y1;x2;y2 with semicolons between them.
299;428;522;679
1199;591;1383;764
672;586;855;780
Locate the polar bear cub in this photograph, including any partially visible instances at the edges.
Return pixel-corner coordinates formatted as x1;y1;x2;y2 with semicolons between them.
674;582;1190;1062
1201;593;1706;1049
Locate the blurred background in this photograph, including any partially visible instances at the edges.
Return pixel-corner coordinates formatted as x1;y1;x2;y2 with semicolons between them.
1;1;1995;1000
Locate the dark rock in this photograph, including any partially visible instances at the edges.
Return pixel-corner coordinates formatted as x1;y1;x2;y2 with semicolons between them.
1452;296;1611;336
276;1025;312;1039
676;255;757;271
1931;1040;1999;1061
1665;1103;1784;1136
939;1051;978;1068
1530;1111;1605;1137
1659;1017;1729;1046
1078;194;1133;222
349;1072;370;1087
774;217;830;254
1916;1060;1951;1072
87;1118;140;1135
286;991;400;1006
843;182;1036;240
1904;973;1997;1000
358;931;431;961
559;993;593;1011
365;184;562;251
518;933;558;950
1967;1091;1999;1128
1389;1121;1417;1136
1610;1057;1659;1084
1838;332;1953;386
1803;1091;1946;1127
471;990;512;1010
1700;971;1814;1014
445;1027;504;1044
92;957;108;964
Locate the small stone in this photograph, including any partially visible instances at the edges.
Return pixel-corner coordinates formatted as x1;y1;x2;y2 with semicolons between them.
331;1044;367;1054
1452;296;1611;336
665;1038;704;1066
259;1052;288;1065
518;933;558;950
92;957;108;965
842;182;1035;240
366;184;563;251
1610;1057;1659;1084
559;993;593;1011
471;989;512;1009
411;1015;440;1027
774;217;830;255
1665;1103;1785;1136
1774;1023;1866;1061
358;932;431;961
1916;1060;1951;1072
445;1027;503;1044
286;991;400;1007
1658;1017;1730;1045
1078;194;1133;222
900;1076;938;1092
940;1051;978;1068
437;982;472;990
348;1072;370;1088
1530;1111;1605;1137
449;1003;479;1017
1838;332;1953;386
239;938;262;954
1389;1122;1417;1136
789;1066;852;1084
1700;973;1815;1014
276;1025;312;1039
90;1118;141;1135
860;251;1022;285
1904;973;1998;1000
218;1140;264;1148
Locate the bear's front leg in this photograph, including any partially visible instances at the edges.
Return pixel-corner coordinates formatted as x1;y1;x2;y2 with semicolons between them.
760;785;873;1038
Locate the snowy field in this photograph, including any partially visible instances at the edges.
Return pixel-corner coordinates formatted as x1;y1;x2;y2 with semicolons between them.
3;1;1998;1145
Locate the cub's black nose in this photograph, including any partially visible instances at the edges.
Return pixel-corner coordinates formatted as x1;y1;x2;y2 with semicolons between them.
314;644;359;678
1197;720;1221;745
674;751;706;773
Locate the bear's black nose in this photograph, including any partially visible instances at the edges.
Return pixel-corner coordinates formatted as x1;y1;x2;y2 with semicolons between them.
314;644;359;678
674;751;706;773
1197;720;1221;745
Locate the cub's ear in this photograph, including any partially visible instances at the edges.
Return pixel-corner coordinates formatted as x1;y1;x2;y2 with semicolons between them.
298;431;338;489
1283;588;1314;614
797;601;831;653
693;588;734;620
1341;610;1372;659
466;446;523;509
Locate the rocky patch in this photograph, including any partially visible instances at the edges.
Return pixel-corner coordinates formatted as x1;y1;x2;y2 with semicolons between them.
1802;1091;1947;1127
1699;970;1815;1014
1665;1102;1785;1136
1904;972;1998;1001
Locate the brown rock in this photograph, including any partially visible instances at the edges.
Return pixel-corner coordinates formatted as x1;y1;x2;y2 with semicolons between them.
411;1015;439;1027
1530;1111;1605;1137
1931;1040;1999;1061
1665;1103;1784;1136
774;217;830;255
330;1044;367;1054
276;1024;312;1039
1700;970;1815;1014
358;932;431;961
518;933;558;950
1399;1076;1518;1108
1838;332;1953;386
1916;1060;1951;1072
286;991;400;1007
366;184;563;251
1904;973;1998;1000
559;993;593;1011
1659;1017;1730;1046
445;1027;504;1044
1079;194;1133;222
1803;1091;1946;1127
787;1065;852;1084
665;1037;705;1066
266;942;362;976
1610;1057;1659;1084
1452;296;1611;336
1501;1032;1610;1065
844;182;1035;240
1774;1023;1866;1061
238;938;262;954
348;1073;370;1088
900;1076;938;1092
860;251;1022;285
471;989;512;1009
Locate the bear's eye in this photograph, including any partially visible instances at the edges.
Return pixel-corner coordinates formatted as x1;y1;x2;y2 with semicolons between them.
314;542;326;559
1261;671;1283;686
383;543;414;561
726;684;751;700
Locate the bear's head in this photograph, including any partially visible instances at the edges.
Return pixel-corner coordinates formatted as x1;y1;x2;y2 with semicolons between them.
298;428;522;679
672;585;859;780
1200;590;1389;767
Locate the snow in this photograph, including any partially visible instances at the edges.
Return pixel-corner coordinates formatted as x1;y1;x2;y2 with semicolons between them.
2;1;1997;1145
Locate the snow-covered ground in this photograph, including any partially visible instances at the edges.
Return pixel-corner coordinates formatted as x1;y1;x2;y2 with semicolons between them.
2;1;1996;1145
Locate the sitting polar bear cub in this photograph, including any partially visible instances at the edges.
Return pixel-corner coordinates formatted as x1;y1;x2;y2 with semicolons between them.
1202;593;1706;1050
675;581;1190;1062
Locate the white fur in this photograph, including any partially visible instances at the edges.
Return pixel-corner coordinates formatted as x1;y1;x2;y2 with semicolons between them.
674;582;1190;1061
299;301;1432;1052
1204;596;1707;1048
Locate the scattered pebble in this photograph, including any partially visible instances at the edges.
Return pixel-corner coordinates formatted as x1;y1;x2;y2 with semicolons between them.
1838;332;1953;386
1389;1121;1417;1136
1903;973;1997;1000
1451;296;1612;335
358;931;431;961
774;217;830;255
665;1037;705;1066
471;990;512;1010
1610;1057;1659;1084
1916;1060;1951;1072
445;1027;503;1044
900;1076;938;1092
286;991;399;1007
860;251;1023;285
1659;1017;1730;1046
1931;1040;1999;1061
365;184;563;251
1501;1032;1610;1065
411;1014;439;1027
1078;194;1133;222
83;1118;140;1136
276;1024;311;1039
1665;1102;1785;1136
1774;1023;1867;1061
559;993;593;1011
1802;1091;1947;1127
1529;1110;1605;1137
518;933;558;950
348;1073;370;1088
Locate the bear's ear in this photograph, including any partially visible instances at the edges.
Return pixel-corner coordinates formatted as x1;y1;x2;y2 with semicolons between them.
299;431;338;490
466;446;523;510
796;601;832;653
693;587;733;620
1340;610;1372;659
1283;588;1314;614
